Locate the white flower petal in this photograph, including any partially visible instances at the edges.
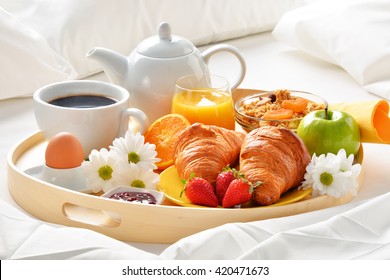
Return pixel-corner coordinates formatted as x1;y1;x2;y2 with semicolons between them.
110;130;159;170
351;163;362;177
337;148;347;159
302;149;362;198
324;171;351;198
82;148;121;193
116;164;160;190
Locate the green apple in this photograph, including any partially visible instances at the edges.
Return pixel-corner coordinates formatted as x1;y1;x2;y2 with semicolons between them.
297;109;360;156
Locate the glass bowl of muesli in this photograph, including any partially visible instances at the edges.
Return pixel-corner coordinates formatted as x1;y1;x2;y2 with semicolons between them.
234;89;328;132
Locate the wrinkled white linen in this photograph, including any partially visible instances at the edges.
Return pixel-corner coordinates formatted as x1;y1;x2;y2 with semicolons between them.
0;7;76;99
0;200;160;260
2;192;390;260
161;193;390;260
272;0;390;100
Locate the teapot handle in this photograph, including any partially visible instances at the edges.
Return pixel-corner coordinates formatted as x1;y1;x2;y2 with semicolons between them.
201;44;246;90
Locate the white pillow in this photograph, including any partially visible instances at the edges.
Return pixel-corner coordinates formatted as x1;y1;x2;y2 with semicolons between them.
0;7;76;99
0;0;305;99
272;0;390;100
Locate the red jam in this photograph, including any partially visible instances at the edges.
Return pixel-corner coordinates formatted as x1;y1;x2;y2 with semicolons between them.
109;191;157;205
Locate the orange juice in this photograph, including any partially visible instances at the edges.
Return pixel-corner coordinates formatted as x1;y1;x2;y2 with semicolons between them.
171;89;235;130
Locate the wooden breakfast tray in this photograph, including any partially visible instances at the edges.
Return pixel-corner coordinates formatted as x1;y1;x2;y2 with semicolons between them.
7;89;365;244
7;131;364;244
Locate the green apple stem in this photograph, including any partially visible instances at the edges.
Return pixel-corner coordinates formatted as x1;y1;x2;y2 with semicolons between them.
325;107;328;119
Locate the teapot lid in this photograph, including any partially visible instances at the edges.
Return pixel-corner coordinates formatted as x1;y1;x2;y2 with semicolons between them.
137;22;194;58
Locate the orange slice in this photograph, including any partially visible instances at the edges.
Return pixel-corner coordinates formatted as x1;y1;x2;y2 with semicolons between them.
144;114;191;170
281;98;308;113
263;108;294;120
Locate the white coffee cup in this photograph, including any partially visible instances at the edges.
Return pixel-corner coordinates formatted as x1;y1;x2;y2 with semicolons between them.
33;80;149;157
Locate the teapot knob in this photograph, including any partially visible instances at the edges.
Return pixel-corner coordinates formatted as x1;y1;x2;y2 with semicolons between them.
158;22;172;41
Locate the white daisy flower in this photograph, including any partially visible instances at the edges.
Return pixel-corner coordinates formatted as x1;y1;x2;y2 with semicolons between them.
337;149;362;177
116;164;160;190
110;130;160;170
301;149;361;198
82;148;120;193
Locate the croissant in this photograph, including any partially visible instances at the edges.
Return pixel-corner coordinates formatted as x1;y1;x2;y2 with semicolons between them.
174;123;245;184
240;126;311;205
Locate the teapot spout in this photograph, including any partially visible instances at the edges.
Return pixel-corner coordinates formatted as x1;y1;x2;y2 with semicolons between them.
87;47;127;86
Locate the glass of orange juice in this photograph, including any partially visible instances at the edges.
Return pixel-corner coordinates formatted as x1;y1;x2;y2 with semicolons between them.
172;74;235;130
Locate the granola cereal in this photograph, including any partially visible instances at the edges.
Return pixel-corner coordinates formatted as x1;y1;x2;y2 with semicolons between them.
235;89;326;131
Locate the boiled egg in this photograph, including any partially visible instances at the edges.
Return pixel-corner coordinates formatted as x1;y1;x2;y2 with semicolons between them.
45;132;84;169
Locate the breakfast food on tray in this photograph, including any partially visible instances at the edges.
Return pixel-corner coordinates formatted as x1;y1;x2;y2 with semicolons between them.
240;89;324;120
109;191;158;204
173;123;311;208
181;175;219;207
235;89;326;131
144;113;191;170
45;132;84;169
221;175;259;208
240;126;311;205
173;123;245;184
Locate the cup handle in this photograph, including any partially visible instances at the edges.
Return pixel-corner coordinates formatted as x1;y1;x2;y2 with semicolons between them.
201;43;246;90
119;108;149;136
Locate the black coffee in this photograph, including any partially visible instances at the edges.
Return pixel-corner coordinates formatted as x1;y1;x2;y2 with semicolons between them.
49;94;116;108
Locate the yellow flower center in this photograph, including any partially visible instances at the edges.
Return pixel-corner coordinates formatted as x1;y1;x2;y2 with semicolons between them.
98;165;113;181
320;172;333;186
131;179;145;188
128;152;140;164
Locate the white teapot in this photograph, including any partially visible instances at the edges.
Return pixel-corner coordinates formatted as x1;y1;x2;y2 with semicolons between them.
87;22;246;122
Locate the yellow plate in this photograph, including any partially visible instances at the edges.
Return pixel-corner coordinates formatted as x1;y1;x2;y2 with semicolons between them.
157;166;312;208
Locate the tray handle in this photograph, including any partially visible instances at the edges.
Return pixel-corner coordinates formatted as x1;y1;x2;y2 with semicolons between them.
61;199;122;228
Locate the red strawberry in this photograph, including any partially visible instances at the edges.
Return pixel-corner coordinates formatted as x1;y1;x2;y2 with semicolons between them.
216;169;236;204
181;177;218;207
222;179;256;208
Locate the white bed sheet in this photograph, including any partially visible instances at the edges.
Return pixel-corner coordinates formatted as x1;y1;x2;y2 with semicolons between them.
1;31;390;259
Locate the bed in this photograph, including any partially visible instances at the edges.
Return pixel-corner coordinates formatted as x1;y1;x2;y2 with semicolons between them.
1;0;390;260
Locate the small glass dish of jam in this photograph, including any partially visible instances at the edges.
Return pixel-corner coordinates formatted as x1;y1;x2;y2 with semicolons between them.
101;186;165;221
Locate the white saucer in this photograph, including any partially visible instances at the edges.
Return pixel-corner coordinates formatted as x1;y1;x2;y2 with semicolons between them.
24;165;92;193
